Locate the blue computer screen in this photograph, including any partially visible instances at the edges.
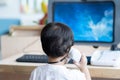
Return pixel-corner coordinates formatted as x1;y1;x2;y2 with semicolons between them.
53;2;114;43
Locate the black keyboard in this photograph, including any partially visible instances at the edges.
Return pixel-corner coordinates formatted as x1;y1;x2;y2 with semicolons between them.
16;54;91;64
16;54;74;64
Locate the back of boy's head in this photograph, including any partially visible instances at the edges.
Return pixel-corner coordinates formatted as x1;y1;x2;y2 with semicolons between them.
41;22;74;58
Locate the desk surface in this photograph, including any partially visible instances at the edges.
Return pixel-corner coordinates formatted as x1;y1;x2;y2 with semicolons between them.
0;53;120;79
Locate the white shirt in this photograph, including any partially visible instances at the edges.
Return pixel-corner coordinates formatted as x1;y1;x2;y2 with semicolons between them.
30;64;86;80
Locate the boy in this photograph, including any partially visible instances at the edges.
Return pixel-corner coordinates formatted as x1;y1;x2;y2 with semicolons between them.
30;22;91;80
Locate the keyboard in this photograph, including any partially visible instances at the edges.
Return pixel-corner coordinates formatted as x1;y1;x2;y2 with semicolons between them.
16;54;91;64
16;54;74;64
16;54;48;63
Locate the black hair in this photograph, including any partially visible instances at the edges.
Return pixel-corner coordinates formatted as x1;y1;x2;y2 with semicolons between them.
41;22;74;58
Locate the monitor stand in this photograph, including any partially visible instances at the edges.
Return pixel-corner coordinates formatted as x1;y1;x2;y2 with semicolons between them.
93;46;99;48
110;44;120;50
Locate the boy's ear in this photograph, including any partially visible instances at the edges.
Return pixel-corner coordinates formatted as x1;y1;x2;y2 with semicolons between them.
66;47;70;53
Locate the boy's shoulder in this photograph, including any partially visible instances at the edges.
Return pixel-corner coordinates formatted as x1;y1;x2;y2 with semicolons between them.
34;64;47;70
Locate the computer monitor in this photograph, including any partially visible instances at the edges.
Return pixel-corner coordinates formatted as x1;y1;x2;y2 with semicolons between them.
48;0;120;49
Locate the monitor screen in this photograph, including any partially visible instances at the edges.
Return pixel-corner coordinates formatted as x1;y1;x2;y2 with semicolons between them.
53;1;115;43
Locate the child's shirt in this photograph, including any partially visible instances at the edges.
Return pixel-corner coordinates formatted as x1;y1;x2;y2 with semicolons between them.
29;64;86;80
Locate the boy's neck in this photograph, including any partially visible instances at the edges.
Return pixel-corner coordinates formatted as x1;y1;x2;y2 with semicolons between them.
48;56;66;65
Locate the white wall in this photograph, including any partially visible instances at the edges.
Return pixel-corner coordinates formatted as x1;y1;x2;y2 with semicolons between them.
0;0;20;19
0;0;44;25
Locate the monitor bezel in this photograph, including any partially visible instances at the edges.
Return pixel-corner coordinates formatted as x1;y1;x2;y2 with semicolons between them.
52;1;115;44
48;0;120;46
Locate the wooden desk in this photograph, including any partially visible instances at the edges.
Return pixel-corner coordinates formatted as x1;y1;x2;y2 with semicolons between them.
0;54;120;80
